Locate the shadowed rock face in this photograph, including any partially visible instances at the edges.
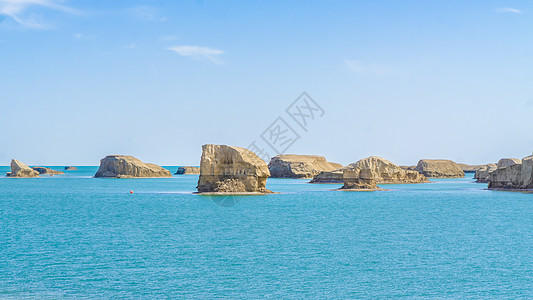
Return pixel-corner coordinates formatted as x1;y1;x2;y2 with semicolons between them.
268;154;342;179
474;164;497;183
458;163;492;173
414;159;465;178
340;169;381;191
32;167;64;175
497;158;521;169
95;155;171;178
8;159;39;177
197;144;272;194
488;155;533;190
310;169;344;183
311;156;428;184
175;166;200;175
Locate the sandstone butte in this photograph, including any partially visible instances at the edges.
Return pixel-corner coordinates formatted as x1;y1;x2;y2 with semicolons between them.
414;159;465;178
312;156;429;184
175;166;200;175
197;144;273;194
473;163;497;183
94;155;171;178
268;154;342;179
338;168;383;191
488;155;533;190
7;159;39;178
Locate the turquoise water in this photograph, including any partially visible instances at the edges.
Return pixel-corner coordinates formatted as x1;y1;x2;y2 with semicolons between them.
0;167;532;298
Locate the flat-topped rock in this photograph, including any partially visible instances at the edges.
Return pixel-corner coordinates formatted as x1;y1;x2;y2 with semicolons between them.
311;156;428;184
458;163;491;173
64;166;77;170
474;164;497;183
175;166;200;175
339;168;383;191
268;154;342;179
309;169;344;183
414;159;465;178
95;155;171;178
7;159;39;178
488;155;533;190
347;156;429;184
32;167;64;175
197;144;273;194
497;158;521;169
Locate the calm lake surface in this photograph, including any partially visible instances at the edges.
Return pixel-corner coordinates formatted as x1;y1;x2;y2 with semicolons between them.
0;167;531;298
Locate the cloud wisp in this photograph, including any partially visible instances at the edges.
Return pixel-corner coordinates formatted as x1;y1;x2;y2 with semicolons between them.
496;7;523;14
167;45;225;64
0;0;77;28
345;60;395;76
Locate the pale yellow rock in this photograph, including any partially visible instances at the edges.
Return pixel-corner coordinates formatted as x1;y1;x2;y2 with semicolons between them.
414;159;465;178
497;158;521;169
457;163;491;173
339;168;382;191
197;144;272;194
488;155;533;190
95;155;171;178
312;156;428;184
473;164;497;183
32;167;64;175
348;156;429;184
268;154;342;179
8;159;39;178
309;169;344;183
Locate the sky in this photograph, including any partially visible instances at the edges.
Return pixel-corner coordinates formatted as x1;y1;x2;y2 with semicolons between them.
1;0;532;166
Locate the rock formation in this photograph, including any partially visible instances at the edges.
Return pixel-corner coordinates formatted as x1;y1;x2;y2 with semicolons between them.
473;164;497;183
7;159;39;177
488;155;533;190
497;158;521;169
94;155;171;178
414;159;465;178
32;167;64;175
268;154;342;179
457;163;491;173
339;168;382;191
309;169;344;183
175;166;200;175
64;166;77;170
311;156;429;184
197;144;273;194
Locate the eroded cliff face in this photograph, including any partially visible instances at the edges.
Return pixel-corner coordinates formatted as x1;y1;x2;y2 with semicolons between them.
348;156;429;184
7;159;39;178
311;156;428;184
310;169;344;183
488;155;533;190
95;155;171;178
496;158;521;169
414;159;465;178
175;166;200;175
474;164;497;183
340;168;382;191
268;154;342;179
197;144;272;194
32;167;64;175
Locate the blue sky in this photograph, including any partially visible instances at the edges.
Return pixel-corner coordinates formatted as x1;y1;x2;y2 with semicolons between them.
1;0;532;166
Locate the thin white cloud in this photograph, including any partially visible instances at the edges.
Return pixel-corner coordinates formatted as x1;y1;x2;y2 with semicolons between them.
125;43;136;49
345;60;395;76
127;5;166;22
0;0;76;28
167;45;224;64
496;7;522;14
